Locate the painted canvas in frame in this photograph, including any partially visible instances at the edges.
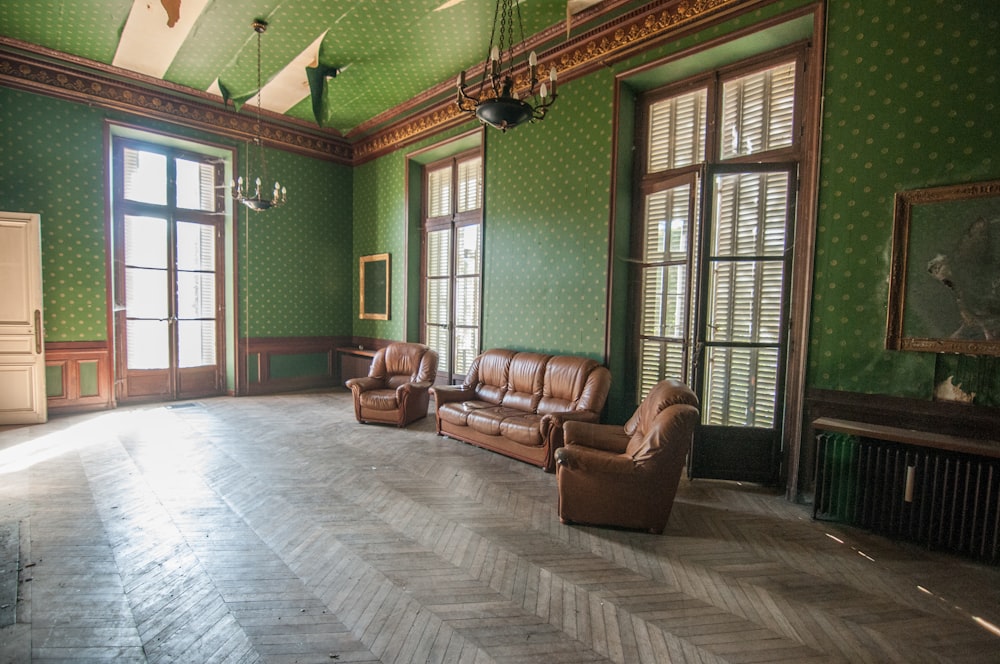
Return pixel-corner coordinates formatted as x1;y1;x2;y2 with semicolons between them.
886;179;1000;355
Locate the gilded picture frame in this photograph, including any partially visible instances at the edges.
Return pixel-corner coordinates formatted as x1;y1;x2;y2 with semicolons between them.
886;179;1000;355
359;253;390;320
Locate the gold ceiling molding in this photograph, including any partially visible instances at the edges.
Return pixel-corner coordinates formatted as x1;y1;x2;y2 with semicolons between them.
0;39;352;165
353;0;752;164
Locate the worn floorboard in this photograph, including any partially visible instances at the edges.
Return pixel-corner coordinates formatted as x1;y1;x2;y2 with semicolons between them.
0;391;998;663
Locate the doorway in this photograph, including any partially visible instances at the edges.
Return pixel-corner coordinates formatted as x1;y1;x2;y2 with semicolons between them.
0;212;47;423
112;139;226;402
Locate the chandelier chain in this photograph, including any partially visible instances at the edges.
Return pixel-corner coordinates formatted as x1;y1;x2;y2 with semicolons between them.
456;0;558;132
231;19;286;211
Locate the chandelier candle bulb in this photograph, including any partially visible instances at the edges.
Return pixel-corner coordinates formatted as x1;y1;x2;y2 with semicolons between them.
231;19;287;212
454;0;559;131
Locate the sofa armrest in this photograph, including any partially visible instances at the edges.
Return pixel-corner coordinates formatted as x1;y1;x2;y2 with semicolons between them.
541;410;599;436
563;421;631;454
398;380;433;395
345;376;381;393
554;445;634;474
430;384;475;406
540;410;601;472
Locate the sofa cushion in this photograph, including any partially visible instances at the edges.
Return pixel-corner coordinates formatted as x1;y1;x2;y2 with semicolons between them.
467;349;516;404
467;407;525;436
499;414;544;446
359;389;399;411
537;356;586;413
500;352;548;412
438;400;494;426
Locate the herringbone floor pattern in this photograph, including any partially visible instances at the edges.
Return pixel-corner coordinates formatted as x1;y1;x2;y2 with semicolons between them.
1;391;997;663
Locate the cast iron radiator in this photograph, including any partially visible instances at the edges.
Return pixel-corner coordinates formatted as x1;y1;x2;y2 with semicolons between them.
814;427;1000;564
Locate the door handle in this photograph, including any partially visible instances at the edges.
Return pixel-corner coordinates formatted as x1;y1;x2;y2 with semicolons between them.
34;309;42;354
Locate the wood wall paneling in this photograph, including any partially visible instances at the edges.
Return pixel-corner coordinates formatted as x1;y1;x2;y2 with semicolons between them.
45;341;113;413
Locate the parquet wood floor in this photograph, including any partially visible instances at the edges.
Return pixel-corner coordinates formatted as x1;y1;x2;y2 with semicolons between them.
1;391;998;663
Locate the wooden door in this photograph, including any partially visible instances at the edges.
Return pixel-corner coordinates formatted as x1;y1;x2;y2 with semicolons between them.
0;212;47;424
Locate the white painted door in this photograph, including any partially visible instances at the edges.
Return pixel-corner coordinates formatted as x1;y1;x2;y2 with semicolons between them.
0;212;47;424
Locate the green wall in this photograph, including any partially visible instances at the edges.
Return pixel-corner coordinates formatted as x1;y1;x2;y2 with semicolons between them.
0;86;353;377
238;147;353;338
482;71;614;360
352;153;408;342
1;88;108;341
810;0;1000;405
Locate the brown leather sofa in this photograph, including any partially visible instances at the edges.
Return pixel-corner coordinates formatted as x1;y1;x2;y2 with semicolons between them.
431;349;611;471
554;379;699;534
346;342;438;427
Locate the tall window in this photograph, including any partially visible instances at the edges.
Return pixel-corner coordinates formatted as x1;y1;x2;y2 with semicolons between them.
634;55;801;436
423;151;483;383
112;137;226;402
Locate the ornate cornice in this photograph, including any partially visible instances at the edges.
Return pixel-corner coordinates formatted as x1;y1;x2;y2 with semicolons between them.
0;38;352;165
353;0;754;163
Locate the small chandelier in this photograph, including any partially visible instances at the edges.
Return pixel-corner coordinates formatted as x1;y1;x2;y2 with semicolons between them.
232;19;287;211
456;0;557;132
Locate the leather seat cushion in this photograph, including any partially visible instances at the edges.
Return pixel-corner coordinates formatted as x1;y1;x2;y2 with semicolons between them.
499;414;543;446
466;407;525;436
438;400;494;426
360;389;398;410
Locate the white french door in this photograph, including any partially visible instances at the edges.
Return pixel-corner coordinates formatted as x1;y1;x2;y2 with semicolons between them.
113;140;225;402
0;212;46;424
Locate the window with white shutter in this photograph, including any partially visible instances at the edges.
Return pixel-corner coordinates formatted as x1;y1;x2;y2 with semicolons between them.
423;150;483;382
633;56;800;428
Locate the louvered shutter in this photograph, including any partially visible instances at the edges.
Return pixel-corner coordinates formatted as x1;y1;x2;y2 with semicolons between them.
703;171;791;427
425;228;451;373
176;157;219;211
427;165;452;218
456;156;483;213
422;151;483;381
123;147;167;205
636;181;697;399
720;62;796;160
647;89;707;173
453;223;481;375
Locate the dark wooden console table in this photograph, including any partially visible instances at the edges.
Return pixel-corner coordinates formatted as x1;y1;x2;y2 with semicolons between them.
336;347;376;385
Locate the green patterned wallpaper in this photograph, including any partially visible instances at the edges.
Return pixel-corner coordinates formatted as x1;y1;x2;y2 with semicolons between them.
482;72;614;361
0;86;353;347
811;0;999;403
239;146;353;338
351;153;407;342
0;88;108;341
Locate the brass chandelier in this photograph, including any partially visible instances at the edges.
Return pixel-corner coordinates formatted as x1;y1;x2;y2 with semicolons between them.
231;19;287;211
456;0;557;132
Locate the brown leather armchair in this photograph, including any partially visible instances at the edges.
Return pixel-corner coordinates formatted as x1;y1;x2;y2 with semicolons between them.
554;379;700;534
346;342;438;427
